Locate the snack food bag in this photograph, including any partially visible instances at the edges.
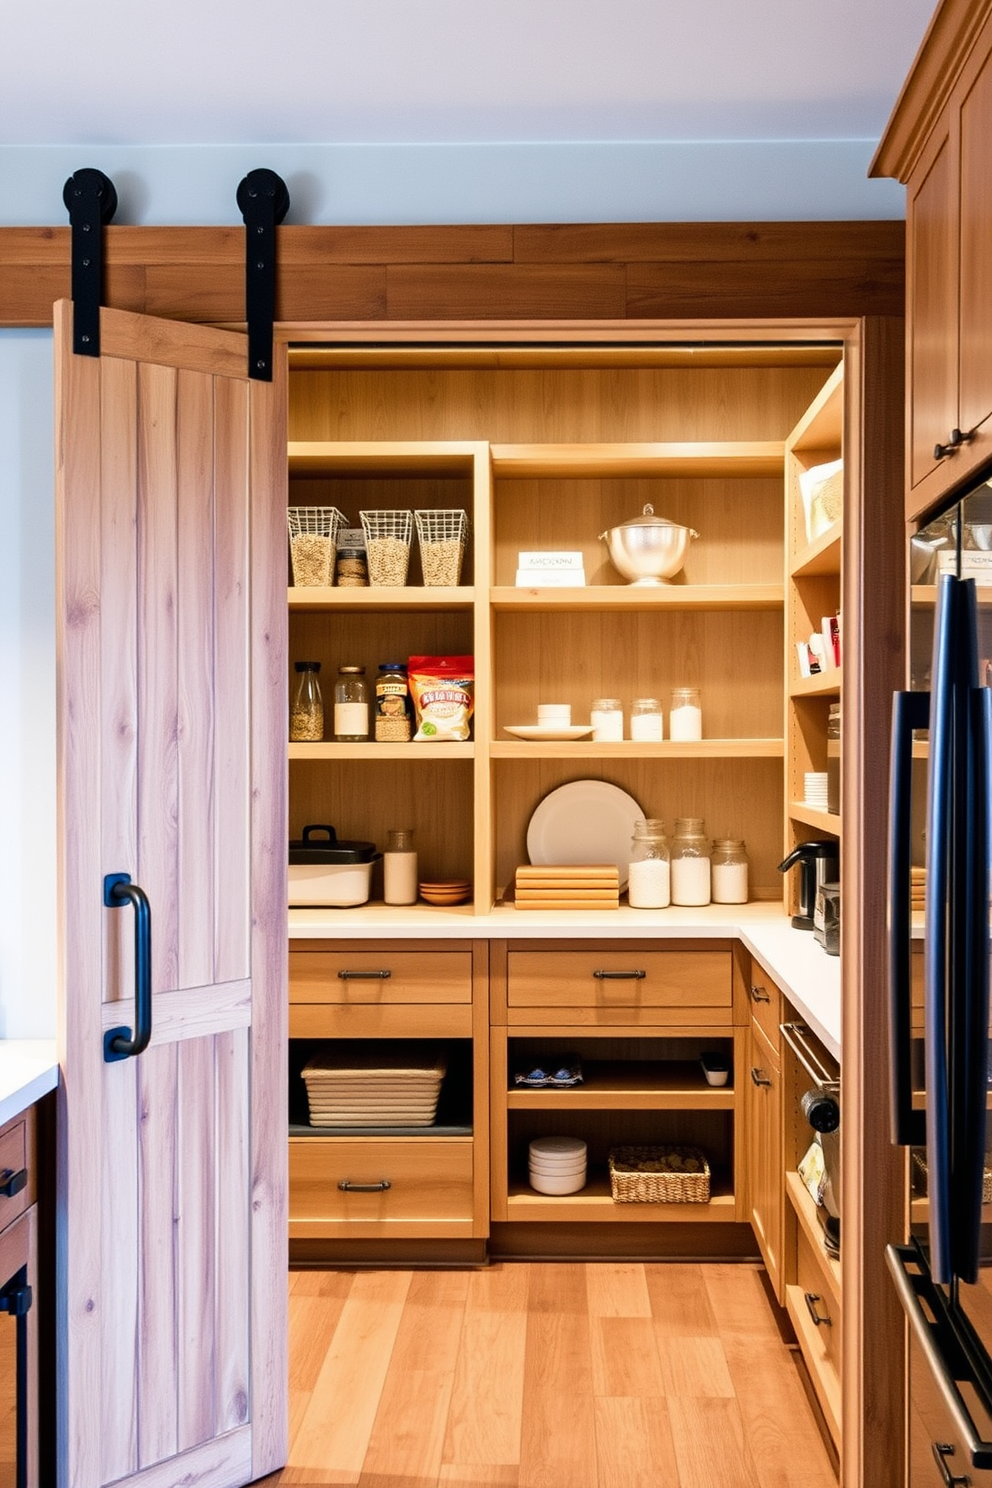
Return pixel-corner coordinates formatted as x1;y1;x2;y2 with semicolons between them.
409;655;474;741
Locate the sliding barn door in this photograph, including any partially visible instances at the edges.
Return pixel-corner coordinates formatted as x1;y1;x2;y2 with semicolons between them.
54;300;287;1488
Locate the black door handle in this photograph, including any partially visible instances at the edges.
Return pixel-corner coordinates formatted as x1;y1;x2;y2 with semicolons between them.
103;873;153;1062
0;1168;27;1199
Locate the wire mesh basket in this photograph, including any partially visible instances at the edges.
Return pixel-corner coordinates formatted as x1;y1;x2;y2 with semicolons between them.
360;509;414;586
287;506;347;587
415;509;470;586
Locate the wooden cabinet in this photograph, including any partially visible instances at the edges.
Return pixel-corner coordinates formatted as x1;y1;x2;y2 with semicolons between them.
288;939;490;1247
0;1103;39;1488
874;6;992;518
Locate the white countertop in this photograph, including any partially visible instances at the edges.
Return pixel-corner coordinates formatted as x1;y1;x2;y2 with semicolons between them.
0;1041;59;1129
289;900;842;1059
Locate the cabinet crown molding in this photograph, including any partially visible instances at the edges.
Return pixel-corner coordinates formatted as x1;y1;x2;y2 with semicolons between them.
871;0;992;181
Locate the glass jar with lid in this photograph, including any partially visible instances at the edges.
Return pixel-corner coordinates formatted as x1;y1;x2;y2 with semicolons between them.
289;661;323;742
627;819;670;908
630;698;664;742
375;662;411;742
670;817;711;905
710;839;750;904
590;697;624;742
333;664;370;741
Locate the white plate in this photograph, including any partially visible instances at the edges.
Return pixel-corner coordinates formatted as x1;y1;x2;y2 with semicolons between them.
504;724;595;741
526;779;644;889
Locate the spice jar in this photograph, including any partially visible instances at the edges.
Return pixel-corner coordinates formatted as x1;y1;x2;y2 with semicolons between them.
383;828;418;905
630;698;664;742
590;697;624;742
627;820;671;908
670;817;711;906
335;544;368;587
375;662;411;742
333;665;369;741
711;839;750;904
290;661;323;742
670;687;702;741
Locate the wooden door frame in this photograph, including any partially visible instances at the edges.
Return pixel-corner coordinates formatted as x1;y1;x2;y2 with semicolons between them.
2;221;907;1487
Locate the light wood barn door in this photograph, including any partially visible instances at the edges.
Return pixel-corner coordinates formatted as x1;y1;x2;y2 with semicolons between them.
54;301;287;1488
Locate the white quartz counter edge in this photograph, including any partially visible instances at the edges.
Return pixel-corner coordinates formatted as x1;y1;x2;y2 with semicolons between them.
289;901;841;1060
0;1041;59;1129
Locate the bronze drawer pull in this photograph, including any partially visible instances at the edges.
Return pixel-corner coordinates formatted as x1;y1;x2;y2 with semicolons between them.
337;969;392;980
593;969;646;980
804;1291;832;1327
0;1168;27;1200
337;1179;392;1193
934;427;974;461
750;985;770;1003
932;1441;970;1487
750;1068;772;1088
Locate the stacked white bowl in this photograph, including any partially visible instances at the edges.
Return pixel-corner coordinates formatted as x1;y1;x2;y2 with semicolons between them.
537;703;572;727
528;1135;588;1194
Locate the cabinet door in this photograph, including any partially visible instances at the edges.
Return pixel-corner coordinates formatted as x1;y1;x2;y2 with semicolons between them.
746;1022;783;1303
907;111;959;495
56;302;287;1488
958;27;992;453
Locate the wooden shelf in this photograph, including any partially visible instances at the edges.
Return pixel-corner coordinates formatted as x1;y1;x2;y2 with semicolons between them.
506;1062;735;1110
786;1169;842;1295
490;441;785;480
492;738;784;761
505;1171;736;1222
912;583;992;606
289;585;473;612
288;741;474;761
289;1122;473;1138
789;803;842;837
791;525;842;579
491;584;784;612
288;439;484;475
787;363;844;453
790;671;842;700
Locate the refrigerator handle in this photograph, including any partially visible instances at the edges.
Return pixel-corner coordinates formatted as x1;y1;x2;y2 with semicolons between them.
889;689;930;1146
926;575;957;1284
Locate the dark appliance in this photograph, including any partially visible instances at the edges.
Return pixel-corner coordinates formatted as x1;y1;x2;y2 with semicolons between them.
888;482;992;1485
778;841;840;930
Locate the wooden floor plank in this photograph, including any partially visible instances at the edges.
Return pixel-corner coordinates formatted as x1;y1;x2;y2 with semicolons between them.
590;1317;663;1398
443;1266;530;1467
644;1262;721;1336
700;1263;782;1341
289;1271;412;1481
518;1270;597;1488
585;1263;653;1318
667;1396;763;1488
439;1469;519;1487
593;1398;680;1488
655;1335;736;1399
721;1334;837;1488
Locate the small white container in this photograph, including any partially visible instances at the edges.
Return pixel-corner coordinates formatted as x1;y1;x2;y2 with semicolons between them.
528;1154;588;1175
590;698;624;742
670;687;703;741
288;861;375;908
630;698;664;742
529;1136;587;1167
538;703;572;725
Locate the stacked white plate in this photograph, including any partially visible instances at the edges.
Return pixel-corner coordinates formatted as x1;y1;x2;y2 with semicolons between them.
528;1135;588;1195
301;1047;447;1127
804;771;829;809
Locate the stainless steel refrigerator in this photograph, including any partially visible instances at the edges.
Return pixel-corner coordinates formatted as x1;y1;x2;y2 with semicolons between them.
889;480;992;1486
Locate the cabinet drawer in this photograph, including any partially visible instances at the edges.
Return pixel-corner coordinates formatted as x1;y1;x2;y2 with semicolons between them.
787;1226;842;1445
506;949;732;1019
747;975;782;1053
289;1137;474;1236
0;1117;30;1232
290;949;473;1005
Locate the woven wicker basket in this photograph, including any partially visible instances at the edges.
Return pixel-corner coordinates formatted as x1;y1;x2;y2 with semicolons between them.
608;1145;711;1204
911;1149;992;1204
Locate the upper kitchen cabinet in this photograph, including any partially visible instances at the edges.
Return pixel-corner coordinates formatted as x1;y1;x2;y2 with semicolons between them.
873;0;992;519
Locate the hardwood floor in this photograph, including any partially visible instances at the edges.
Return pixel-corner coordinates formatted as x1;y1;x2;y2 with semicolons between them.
259;1262;837;1488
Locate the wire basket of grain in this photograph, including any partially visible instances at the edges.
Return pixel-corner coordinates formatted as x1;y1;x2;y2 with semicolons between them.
360;509;414;586
414;509;470;586
608;1145;711;1203
288;506;347;587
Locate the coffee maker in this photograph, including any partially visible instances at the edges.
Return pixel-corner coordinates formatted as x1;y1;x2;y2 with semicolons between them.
778;840;840;930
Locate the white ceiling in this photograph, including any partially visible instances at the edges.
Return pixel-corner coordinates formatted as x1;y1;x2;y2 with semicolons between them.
3;0;937;148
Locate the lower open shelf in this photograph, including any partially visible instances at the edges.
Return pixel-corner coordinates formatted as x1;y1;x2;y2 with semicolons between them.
505;1170;735;1222
786;1167;841;1293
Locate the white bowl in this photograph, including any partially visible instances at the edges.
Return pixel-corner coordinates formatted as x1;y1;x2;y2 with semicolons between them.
529;1157;588;1176
529;1168;587;1195
529;1137;587;1163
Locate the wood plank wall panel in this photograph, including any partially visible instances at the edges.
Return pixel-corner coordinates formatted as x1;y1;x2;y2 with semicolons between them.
0;222;904;326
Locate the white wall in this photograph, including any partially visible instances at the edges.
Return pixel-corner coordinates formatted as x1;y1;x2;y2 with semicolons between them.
0;331;56;1038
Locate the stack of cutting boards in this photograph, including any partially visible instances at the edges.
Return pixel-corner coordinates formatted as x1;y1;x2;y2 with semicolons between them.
514;863;620;911
911;866;926;914
301;1045;447;1127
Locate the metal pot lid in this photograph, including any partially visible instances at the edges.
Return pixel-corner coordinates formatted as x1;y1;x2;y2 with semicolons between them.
289;823;378;864
611;504;698;535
